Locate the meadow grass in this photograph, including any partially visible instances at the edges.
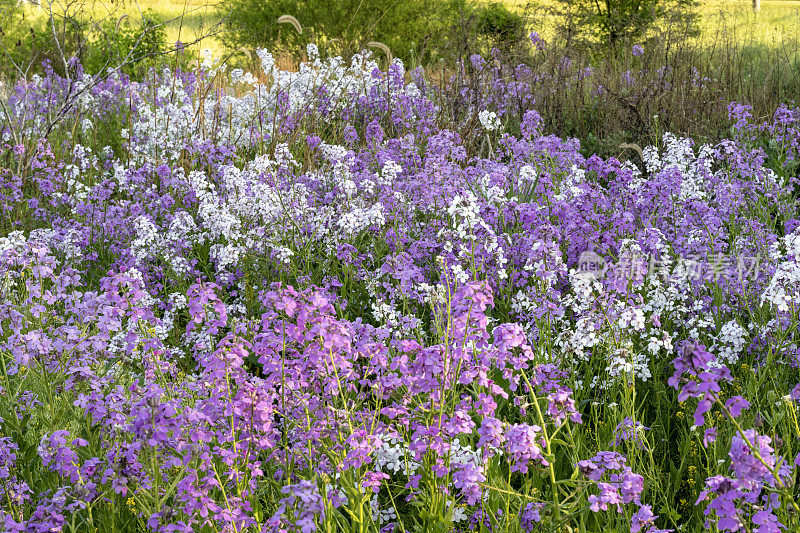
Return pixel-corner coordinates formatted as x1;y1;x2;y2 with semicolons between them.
516;0;800;47
692;0;800;53
18;0;800;62
20;0;224;57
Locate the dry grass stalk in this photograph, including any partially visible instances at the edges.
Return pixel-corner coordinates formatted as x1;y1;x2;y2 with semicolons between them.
115;14;129;34
367;41;392;65
277;15;303;35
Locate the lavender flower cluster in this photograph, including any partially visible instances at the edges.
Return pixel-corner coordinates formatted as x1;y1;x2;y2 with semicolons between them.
0;44;799;532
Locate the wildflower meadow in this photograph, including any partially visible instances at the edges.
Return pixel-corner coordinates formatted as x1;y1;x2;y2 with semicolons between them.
1;20;800;533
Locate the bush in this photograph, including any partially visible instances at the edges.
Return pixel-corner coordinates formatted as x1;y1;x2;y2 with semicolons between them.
1;4;184;82
0;1;42;80
434;17;800;160
83;12;174;80
474;3;527;52
217;0;466;65
553;0;699;49
0;0;18;33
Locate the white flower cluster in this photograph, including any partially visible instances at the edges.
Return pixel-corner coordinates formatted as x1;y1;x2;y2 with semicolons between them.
0;231;27;256
762;228;800;314
519;164;537;184
373;433;418;474
130;211;199;277
449;263;470;285
89;50;430;287
371;433;481;523
370;495;397;525
554;165;586;202
443;182;511;280
378;160;402;188
417;282;449;306
257;49;275;77
337;203;386;236
57;228;84;261
646;331;674;357
445;191;485;242
128;71;194;162
617;306;646;332
641;133;714;202
714;320;748;363
476;172;512;206
274;247;294;265
371;299;402;326
478;110;501;131
130;215;160;262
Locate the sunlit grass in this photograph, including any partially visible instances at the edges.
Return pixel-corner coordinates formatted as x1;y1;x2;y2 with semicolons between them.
18;0;800;62
133;0;221;52
700;1;800;45
20;0;224;58
514;0;800;46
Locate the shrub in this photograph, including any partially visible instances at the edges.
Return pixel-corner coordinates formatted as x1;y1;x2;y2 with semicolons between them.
0;0;18;33
437;8;800;158
217;0;466;65
83;12;174;80
474;2;527;52
0;4;176;81
553;0;699;48
0;2;44;80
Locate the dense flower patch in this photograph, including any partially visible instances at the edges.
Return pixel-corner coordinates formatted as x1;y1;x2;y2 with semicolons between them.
0;45;799;532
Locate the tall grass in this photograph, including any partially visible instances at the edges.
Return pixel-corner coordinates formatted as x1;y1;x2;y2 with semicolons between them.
17;0;800;60
19;0;223;57
430;2;798;157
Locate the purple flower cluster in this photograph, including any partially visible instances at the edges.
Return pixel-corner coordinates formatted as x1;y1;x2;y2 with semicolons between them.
578;452;644;512
267;481;326;533
697;430;792;533
612;417;650;449
669;342;733;426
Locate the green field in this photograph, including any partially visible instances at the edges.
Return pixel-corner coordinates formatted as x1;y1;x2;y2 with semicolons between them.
693;0;800;45
21;0;224;57
519;0;800;47
20;0;800;61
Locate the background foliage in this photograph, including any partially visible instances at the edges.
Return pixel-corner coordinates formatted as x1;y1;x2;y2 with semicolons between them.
552;0;700;47
217;0;469;64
